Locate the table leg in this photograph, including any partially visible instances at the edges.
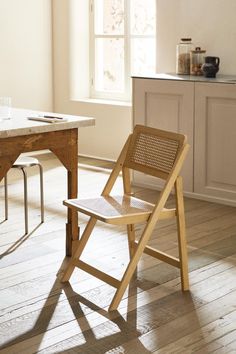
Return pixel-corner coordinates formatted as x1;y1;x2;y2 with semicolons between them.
66;168;79;256
0;129;81;256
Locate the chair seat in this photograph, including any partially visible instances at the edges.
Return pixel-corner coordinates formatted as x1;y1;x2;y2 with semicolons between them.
64;195;155;225
12;156;39;168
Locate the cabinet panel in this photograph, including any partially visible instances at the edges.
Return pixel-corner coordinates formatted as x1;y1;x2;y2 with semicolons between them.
132;78;194;192
195;83;236;201
146;92;180;131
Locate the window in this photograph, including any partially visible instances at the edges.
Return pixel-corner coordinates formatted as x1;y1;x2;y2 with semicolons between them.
90;0;156;101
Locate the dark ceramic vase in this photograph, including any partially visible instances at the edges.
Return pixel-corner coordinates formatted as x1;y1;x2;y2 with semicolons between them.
201;56;220;78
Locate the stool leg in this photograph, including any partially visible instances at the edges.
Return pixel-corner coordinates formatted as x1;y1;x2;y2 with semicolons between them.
38;164;44;223
4;175;8;220
22;168;28;235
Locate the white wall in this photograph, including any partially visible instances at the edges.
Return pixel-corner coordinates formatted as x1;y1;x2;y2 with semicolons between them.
53;0;236;160
157;0;236;75
52;0;132;161
0;0;53;110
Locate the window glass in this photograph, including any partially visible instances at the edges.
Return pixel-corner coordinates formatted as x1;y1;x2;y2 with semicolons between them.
130;0;156;35
94;0;124;35
91;0;156;100
95;38;124;92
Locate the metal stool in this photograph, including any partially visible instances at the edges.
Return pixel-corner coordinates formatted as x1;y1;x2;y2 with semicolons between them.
4;156;44;234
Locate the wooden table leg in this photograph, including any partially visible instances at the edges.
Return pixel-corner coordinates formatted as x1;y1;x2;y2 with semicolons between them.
66;129;79;256
0;154;20;182
66;168;79;256
0;129;80;256
51;129;80;256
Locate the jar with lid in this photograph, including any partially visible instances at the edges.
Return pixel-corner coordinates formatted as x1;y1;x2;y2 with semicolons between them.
176;38;194;75
190;47;206;75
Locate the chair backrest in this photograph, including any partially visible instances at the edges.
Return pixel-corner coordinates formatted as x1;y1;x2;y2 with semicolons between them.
124;125;187;180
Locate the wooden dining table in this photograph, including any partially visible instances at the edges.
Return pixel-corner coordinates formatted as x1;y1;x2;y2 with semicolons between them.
0;108;95;256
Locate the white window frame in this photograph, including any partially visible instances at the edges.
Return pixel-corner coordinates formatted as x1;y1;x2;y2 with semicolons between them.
89;0;156;101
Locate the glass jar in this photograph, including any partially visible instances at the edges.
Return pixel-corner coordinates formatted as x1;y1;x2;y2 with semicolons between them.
190;47;206;76
176;38;194;75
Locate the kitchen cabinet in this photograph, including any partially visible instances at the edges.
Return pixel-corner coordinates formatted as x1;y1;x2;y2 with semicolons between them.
132;74;236;206
195;82;236;202
132;77;194;192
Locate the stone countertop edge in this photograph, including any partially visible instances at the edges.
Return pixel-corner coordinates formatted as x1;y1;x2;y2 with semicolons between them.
131;73;236;84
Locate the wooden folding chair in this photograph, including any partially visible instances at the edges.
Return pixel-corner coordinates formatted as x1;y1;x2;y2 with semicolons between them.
61;125;190;311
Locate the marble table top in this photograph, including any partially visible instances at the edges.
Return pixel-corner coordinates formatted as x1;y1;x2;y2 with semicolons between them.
0;108;95;138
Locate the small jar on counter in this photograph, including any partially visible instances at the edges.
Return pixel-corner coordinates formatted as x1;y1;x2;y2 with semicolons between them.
190;47;206;75
176;38;194;75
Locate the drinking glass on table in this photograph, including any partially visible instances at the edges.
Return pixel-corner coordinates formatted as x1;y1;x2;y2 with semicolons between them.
0;97;12;121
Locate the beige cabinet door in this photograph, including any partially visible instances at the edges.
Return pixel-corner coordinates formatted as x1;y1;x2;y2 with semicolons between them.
132;78;194;192
195;82;236;202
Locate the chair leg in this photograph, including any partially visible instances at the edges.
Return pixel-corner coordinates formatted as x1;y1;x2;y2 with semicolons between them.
38;163;44;223
4;176;8;220
22;168;29;235
175;176;189;291
109;225;154;311
61;217;97;282
127;224;135;258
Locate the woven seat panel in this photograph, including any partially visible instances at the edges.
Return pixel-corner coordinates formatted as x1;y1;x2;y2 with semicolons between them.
65;195;154;217
64;195;154;224
127;132;179;174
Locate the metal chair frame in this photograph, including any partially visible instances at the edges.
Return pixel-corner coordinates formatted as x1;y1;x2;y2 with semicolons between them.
4;157;44;234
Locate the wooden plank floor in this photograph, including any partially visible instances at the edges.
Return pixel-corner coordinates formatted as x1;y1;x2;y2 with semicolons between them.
0;153;236;354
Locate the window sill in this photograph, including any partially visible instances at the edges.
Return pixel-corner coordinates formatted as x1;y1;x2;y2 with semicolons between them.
73;98;132;107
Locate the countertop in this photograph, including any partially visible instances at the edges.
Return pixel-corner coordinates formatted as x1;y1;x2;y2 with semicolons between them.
132;73;236;84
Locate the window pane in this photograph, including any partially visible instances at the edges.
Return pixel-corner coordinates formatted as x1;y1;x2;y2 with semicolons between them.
130;0;156;35
94;0;124;35
95;38;124;92
131;38;156;74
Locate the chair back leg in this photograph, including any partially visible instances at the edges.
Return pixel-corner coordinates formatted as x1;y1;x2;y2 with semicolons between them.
4;176;8;220
38;164;44;223
21;168;29;235
175;176;189;291
127;224;135;258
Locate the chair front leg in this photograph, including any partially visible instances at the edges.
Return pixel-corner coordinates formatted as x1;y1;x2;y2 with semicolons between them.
109;224;154;311
61;216;97;282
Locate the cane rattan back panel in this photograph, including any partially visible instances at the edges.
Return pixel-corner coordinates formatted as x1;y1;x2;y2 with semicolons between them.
124;125;186;180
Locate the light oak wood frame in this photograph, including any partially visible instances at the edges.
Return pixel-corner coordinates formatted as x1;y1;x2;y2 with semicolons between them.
61;125;190;311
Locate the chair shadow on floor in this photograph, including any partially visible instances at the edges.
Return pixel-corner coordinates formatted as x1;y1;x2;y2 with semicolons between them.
0;246;213;354
56;282;151;354
0;258;152;354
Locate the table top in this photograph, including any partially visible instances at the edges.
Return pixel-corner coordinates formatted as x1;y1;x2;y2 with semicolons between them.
0;108;95;138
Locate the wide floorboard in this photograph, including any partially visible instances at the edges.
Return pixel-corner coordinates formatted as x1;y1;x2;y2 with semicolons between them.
0;153;236;354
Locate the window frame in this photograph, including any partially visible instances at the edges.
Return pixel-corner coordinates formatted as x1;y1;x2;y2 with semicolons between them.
89;0;156;102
